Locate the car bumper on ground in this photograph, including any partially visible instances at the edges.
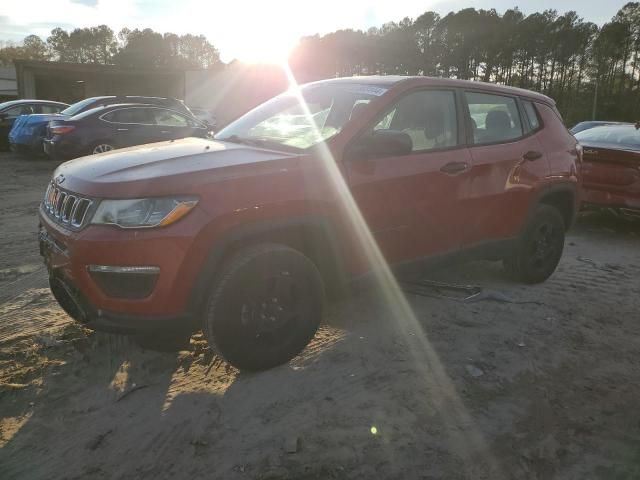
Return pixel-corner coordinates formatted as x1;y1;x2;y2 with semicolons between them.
582;186;640;214
38;205;211;333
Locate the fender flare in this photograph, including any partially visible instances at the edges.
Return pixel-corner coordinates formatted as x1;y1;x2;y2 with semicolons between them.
188;215;349;315
524;182;579;233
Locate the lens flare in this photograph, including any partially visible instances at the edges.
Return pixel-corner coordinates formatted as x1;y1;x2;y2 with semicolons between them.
281;62;505;476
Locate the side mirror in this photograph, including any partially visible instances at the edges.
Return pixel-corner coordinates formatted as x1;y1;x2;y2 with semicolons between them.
347;130;413;161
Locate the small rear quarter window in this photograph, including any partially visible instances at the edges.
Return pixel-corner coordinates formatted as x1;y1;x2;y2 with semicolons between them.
523;101;541;131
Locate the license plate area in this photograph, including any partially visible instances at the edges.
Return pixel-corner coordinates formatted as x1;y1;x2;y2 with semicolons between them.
39;227;69;269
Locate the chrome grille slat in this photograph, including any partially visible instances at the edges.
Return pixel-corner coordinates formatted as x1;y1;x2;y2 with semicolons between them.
42;181;93;229
71;199;91;228
55;191;66;217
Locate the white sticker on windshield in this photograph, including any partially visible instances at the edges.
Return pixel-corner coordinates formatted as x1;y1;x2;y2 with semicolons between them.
344;85;389;97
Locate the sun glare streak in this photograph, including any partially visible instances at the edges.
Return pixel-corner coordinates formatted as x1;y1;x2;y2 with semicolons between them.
282;64;504;475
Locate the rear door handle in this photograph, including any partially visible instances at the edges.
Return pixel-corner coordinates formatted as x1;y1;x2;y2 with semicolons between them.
523;150;543;161
440;162;469;174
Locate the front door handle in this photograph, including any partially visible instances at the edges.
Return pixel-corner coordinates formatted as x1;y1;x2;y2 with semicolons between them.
440;162;469;174
523;150;543;161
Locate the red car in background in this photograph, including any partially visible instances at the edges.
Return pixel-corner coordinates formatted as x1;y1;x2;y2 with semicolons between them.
574;124;640;219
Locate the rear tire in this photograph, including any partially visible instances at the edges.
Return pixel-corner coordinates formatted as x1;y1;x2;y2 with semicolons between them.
203;244;324;371
504;204;565;284
91;142;115;155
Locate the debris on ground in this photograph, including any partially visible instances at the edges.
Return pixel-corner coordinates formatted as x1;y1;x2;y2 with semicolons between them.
464;290;515;303
402;279;481;300
86;429;113;451
284;436;300;454
465;364;484;378
115;383;149;402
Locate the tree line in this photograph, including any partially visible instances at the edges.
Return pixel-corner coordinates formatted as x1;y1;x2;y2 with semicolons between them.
290;3;640;124
0;26;221;69
1;3;639;124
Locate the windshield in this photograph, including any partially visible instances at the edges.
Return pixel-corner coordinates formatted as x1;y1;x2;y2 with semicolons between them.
575;125;640;150
61;97;110;117
215;83;388;150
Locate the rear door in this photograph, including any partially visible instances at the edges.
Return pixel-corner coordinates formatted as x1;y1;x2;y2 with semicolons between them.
345;89;472;264
463;91;549;246
100;107;158;147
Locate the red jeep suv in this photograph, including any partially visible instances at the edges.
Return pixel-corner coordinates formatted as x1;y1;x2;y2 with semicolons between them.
39;77;581;370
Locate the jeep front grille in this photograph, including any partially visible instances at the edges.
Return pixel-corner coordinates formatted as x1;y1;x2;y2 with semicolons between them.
43;182;93;229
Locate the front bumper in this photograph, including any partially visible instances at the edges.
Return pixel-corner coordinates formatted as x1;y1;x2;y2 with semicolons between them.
48;273;192;334
39;204;212;332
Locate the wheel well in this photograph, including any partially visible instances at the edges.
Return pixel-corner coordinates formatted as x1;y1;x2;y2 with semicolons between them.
226;225;346;298
539;190;575;230
191;221;348;314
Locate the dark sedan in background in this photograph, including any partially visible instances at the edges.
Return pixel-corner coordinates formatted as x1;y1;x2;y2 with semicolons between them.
0;99;68;150
44;103;210;160
570;120;631;134
9;95;193;155
575;124;640;218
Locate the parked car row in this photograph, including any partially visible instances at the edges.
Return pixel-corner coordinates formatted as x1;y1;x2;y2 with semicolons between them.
3;96;212;160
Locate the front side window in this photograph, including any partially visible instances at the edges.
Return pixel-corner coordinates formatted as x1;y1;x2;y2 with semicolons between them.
153;109;189;127
371;90;458;152
102;108;150;124
466;92;523;144
215;83;389;150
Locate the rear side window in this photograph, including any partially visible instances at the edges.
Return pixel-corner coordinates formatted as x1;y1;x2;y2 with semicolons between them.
3;105;32;119
153;109;190;127
36;104;65;114
372;89;458;152
102;108;151;124
465;92;523;144
522;100;541;131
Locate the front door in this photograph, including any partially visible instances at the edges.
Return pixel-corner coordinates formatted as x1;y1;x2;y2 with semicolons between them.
344;89;472;266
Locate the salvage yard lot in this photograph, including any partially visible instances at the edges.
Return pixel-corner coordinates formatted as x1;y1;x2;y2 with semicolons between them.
0;151;639;479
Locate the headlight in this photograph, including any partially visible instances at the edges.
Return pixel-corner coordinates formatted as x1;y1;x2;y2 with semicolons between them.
91;197;198;228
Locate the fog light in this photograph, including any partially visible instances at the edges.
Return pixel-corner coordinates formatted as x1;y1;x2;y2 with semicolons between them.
88;265;160;299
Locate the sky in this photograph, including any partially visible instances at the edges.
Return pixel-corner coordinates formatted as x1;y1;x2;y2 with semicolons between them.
0;0;628;63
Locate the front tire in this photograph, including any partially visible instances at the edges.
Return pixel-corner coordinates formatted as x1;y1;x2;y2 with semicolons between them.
203;244;324;371
504;204;565;284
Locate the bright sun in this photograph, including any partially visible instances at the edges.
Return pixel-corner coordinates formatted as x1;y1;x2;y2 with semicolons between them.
215;13;299;65
232;35;297;65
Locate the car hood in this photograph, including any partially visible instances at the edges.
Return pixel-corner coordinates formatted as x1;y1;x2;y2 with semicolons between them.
53;137;301;198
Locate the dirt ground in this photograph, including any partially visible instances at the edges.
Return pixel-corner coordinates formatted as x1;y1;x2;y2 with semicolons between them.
0;151;639;480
